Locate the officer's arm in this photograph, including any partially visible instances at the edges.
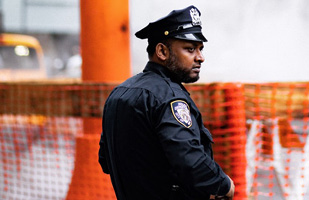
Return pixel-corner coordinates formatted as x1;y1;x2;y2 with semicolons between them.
155;100;231;197
225;176;235;199
210;176;235;199
98;132;110;174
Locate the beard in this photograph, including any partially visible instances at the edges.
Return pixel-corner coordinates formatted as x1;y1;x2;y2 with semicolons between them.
165;51;200;83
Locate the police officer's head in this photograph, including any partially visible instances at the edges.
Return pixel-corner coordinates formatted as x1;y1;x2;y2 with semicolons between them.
135;5;207;57
135;5;207;83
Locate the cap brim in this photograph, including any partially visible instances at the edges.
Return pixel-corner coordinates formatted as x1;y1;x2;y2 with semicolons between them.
173;33;207;42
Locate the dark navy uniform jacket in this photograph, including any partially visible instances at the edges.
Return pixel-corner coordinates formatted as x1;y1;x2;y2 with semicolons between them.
99;61;230;200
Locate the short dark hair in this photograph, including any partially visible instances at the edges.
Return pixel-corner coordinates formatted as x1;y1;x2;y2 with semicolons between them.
147;39;172;58
146;41;158;57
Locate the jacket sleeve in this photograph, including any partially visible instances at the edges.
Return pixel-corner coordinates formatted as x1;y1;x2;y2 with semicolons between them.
98;132;110;174
155;99;231;197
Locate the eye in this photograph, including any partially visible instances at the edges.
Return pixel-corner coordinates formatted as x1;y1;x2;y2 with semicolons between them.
186;47;195;53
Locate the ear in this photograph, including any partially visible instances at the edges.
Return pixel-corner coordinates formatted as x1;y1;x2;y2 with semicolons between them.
155;43;169;61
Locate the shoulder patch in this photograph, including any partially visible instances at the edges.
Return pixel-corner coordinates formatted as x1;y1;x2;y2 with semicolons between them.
170;100;192;128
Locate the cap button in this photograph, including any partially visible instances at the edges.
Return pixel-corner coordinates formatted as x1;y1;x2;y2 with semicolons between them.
164;31;169;36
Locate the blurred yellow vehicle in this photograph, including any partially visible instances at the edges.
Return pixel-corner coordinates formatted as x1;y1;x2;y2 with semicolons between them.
0;33;46;81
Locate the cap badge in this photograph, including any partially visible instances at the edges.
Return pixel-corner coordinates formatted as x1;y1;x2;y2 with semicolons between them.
190;8;202;26
171;100;192;128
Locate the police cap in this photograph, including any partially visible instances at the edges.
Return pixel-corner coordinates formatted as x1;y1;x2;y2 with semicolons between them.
135;5;207;43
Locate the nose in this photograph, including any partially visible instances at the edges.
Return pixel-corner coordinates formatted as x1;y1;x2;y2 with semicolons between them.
195;49;205;63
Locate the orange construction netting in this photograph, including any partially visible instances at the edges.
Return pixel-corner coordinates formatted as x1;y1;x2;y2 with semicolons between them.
244;83;309;200
0;81;308;200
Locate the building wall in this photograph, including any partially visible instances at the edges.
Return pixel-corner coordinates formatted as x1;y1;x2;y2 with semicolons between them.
130;0;309;83
2;0;79;33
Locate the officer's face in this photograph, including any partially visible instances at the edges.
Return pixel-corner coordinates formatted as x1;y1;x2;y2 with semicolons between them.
165;39;205;83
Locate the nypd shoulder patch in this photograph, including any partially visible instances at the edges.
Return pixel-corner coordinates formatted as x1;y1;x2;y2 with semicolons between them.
170;100;192;128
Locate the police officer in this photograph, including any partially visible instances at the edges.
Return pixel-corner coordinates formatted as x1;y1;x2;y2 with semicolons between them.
99;5;235;200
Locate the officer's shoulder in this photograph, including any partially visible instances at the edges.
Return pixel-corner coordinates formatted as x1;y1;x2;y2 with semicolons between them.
140;72;172;91
143;72;187;101
121;72;183;99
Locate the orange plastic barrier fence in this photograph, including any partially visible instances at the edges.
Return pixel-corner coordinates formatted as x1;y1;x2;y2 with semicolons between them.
244;82;309;200
186;83;247;199
0;82;117;200
0;115;82;200
1;81;309;199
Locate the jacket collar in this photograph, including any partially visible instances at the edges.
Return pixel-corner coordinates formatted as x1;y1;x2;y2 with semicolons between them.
143;61;172;79
143;61;190;94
